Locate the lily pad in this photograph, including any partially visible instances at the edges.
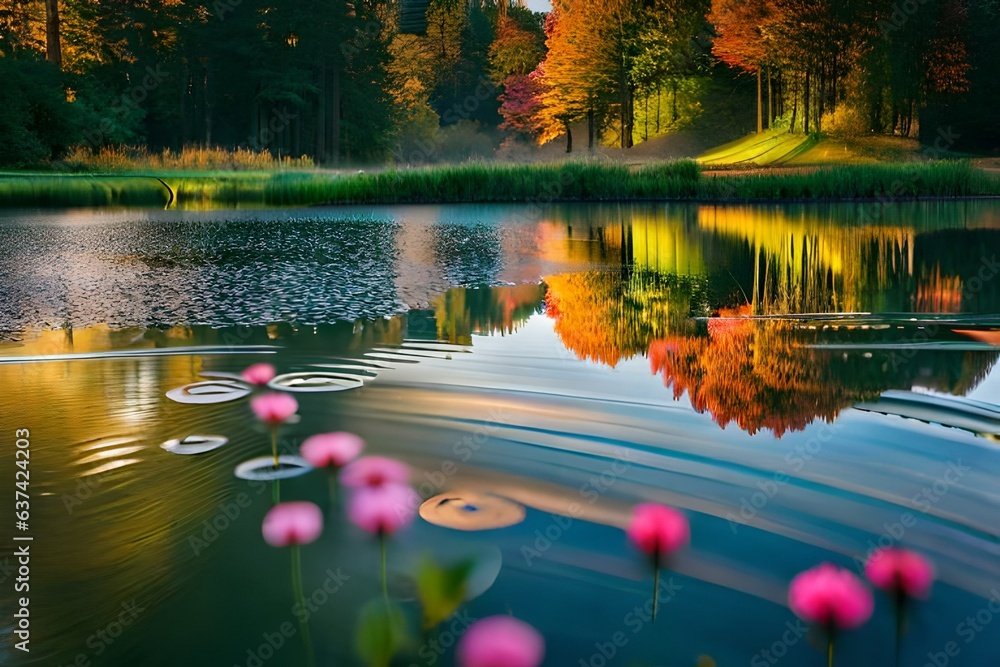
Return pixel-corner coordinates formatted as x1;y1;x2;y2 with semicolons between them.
166;380;251;404
268;371;364;392
161;435;228;455
234;455;313;481
419;492;526;531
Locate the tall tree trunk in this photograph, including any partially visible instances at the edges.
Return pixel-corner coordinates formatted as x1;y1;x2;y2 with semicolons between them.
315;65;326;164
817;66;825;134
756;68;762;134
643;91;648;142
789;75;798;134
331;66;341;166
803;69;811;134
671;80;678;122
587;107;595;149
564;119;572;153
624;83;635;148
203;68;212;146
45;0;61;67
767;67;772;130
655;83;661;133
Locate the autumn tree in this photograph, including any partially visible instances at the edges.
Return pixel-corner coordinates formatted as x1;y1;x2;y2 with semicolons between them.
709;0;771;132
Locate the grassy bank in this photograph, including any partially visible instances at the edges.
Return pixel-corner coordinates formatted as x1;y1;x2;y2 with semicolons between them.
1;160;997;209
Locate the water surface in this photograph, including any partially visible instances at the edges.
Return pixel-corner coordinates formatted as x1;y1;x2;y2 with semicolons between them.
0;202;998;667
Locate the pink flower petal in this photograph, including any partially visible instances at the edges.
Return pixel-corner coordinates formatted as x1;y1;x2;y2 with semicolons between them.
346;483;419;536
627;503;690;559
789;563;873;630
457;616;544;667
262;501;323;547
339;456;410;488
251;393;298;425
300;432;365;468
241;363;276;386
865;548;935;599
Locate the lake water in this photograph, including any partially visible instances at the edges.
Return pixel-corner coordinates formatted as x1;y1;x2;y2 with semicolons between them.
0;202;998;667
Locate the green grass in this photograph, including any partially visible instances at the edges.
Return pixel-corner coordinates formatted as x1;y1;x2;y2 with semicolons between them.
698;130;814;166
1;160;997;208
697;161;1000;200
263;161;703;206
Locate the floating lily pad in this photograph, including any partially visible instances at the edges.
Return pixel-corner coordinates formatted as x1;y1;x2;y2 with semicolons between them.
234;455;313;481
161;435;228;455
166;380;251;404
419;492;526;531
268;371;364;392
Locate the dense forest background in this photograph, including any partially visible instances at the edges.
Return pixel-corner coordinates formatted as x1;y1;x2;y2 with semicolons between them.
1;0;998;167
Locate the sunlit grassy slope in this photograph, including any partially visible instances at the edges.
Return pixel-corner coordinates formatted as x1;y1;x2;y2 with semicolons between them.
698;130;816;166
699;132;940;167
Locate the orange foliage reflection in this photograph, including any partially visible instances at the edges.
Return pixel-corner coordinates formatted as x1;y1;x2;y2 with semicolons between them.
648;308;864;436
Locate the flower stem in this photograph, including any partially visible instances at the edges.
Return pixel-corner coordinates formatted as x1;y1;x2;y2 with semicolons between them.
827;636;834;667
328;469;339;513
380;532;389;606
272;479;280;505
271;426;279;468
652;564;660;622
894;593;906;667
291;545;316;667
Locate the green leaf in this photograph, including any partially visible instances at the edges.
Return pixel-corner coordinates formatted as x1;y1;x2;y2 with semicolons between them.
417;557;476;630
355;599;409;667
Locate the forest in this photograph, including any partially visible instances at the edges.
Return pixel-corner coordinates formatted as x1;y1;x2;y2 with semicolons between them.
1;0;998;168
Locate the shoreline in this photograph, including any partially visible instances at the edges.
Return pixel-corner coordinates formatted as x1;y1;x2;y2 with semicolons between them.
2;160;999;209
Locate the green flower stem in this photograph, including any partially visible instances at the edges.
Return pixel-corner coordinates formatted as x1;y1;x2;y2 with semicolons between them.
291;544;316;667
328;469;340;513
271;426;279;468
380;532;389;607
653;563;660;622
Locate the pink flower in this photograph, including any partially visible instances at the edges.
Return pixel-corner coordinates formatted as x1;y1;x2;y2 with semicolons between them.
457;616;544;667
241;363;276;386
789;563;874;630
865;548;935;599
300;432;364;468
262;501;323;547
339;456;410;488
251;393;298;425
627;503;690;560
346;483;419;536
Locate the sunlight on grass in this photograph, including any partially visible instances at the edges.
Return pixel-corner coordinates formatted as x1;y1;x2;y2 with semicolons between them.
698;130;812;166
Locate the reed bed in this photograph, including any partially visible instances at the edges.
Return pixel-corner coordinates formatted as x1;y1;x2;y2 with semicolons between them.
1;160;996;208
